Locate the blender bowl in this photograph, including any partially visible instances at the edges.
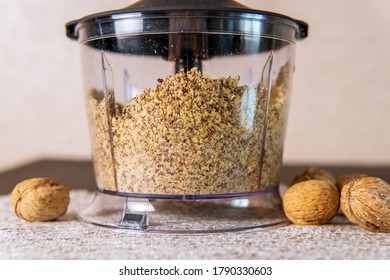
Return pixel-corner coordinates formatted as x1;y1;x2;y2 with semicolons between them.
66;0;308;233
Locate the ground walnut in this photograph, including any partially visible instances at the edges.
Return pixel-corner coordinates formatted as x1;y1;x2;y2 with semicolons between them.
11;178;70;222
283;179;339;225
340;177;390;233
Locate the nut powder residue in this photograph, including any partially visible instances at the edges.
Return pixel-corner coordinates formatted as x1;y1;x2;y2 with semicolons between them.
87;67;288;195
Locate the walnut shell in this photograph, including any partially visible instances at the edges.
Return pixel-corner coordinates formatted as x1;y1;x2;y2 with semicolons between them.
283;179;340;225
290;167;336;187
11;178;70;222
340;177;390;232
336;173;369;193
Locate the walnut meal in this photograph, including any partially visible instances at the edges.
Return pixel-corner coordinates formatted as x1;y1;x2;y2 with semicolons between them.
87;67;289;195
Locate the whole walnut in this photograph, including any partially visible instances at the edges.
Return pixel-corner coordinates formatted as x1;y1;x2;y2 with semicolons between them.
290;167;336;187
283;179;339;225
336;173;369;193
340;177;390;233
11;178;70;222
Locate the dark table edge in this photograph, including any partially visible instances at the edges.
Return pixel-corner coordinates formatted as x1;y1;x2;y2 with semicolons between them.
0;159;389;195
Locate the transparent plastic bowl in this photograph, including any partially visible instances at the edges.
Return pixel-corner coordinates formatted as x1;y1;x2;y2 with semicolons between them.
66;3;307;233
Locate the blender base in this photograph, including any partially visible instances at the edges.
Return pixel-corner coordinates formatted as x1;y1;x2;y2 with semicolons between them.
78;188;288;233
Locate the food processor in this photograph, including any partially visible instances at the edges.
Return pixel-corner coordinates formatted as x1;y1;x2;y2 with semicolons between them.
66;0;308;233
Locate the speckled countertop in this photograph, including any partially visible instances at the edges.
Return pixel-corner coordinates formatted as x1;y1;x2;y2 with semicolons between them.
1;190;390;260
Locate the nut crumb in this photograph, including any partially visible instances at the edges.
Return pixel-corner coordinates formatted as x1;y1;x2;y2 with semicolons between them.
88;67;289;195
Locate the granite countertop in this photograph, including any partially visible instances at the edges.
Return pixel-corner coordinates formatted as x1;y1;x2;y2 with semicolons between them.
1;189;390;260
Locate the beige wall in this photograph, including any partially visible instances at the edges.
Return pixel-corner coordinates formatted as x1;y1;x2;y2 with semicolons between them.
0;0;389;171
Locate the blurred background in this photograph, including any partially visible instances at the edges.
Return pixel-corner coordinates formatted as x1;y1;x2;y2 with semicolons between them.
1;0;389;172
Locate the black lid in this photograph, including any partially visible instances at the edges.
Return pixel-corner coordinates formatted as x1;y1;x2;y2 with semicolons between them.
66;0;308;41
126;0;249;10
